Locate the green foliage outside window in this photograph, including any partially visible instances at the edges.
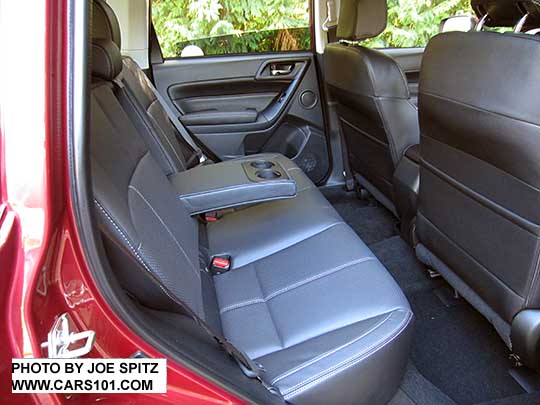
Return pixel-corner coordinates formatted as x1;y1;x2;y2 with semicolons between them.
152;0;473;58
364;0;472;48
152;0;311;57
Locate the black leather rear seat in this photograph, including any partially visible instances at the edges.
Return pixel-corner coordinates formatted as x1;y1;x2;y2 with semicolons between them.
90;1;413;403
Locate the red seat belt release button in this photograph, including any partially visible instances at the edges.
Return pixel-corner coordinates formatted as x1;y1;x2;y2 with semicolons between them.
210;256;231;275
205;211;219;222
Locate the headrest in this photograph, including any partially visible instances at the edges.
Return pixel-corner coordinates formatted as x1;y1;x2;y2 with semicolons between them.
92;39;123;80
471;0;540;30
93;0;121;47
336;0;387;41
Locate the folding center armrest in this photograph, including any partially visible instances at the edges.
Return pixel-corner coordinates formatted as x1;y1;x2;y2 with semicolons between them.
169;158;297;215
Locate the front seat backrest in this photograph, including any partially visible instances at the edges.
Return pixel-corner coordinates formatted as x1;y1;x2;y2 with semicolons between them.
416;31;540;369
324;0;419;213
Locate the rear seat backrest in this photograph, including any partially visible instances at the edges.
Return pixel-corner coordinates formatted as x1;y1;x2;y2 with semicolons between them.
93;0;192;176
121;57;191;174
91;77;205;317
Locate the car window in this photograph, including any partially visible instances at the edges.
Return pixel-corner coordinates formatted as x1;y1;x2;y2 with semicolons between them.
152;0;311;58
363;0;473;48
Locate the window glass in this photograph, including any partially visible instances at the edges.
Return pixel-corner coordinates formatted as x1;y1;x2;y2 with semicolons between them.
363;0;473;48
152;0;311;58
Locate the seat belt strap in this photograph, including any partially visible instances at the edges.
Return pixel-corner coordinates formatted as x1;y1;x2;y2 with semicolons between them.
167;285;284;400
134;68;206;163
124;250;284;400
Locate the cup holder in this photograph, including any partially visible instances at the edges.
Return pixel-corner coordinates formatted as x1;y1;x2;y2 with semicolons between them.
250;160;275;170
256;169;282;180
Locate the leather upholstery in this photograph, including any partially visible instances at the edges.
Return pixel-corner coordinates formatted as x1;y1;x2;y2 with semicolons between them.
90;78;414;403
336;0;387;41
471;0;540;30
324;43;419;209
93;0;122;46
91;39;123;81
170;159;297;215
90;1;414;402
215;223;413;404
416;31;540;366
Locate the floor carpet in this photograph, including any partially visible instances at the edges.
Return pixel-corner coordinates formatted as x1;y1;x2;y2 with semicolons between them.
321;186;529;405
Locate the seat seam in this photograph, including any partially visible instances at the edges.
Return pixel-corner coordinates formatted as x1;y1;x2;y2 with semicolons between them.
265;256;376;301
282;310;413;399
270;310;394;385
94;199;152;273
186;194;296;216
177;181;296;198
421;90;540;129
254;262;284;349
147;99;187;168
219;298;266;314
422;134;540;196
525;242;540;307
120;83;179;174
219;257;377;314
418;212;526;300
422;157;540;234
128;185;199;276
232;221;347;269
95;200;205;316
341;117;389;149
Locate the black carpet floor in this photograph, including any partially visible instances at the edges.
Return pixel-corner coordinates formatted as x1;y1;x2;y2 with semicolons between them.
321;186;531;405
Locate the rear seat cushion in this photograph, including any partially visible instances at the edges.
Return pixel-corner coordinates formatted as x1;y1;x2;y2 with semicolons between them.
207;189;343;268
214;223;413;404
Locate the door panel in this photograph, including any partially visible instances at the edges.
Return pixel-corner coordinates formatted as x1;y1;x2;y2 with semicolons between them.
382;48;424;104
152;52;329;184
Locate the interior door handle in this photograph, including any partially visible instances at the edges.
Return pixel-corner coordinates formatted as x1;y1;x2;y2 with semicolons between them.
270;63;293;76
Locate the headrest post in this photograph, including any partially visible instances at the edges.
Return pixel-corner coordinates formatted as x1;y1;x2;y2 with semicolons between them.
475;13;489;31
514;13;530;33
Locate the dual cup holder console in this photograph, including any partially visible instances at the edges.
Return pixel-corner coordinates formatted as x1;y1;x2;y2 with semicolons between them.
242;159;289;182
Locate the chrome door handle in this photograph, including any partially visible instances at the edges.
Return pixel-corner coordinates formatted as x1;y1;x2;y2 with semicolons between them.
270;64;293;76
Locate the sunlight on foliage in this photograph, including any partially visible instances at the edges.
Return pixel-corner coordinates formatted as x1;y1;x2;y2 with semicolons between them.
364;0;472;47
152;0;473;57
153;0;310;56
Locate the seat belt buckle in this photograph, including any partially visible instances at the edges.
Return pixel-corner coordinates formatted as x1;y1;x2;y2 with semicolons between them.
210;256;231;275
205;211;219;222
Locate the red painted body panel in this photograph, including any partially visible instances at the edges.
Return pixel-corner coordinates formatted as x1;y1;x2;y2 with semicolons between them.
0;1;245;403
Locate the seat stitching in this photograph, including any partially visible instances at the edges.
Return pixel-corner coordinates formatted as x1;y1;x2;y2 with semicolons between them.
417;213;526;300
94;201;204;316
421;159;540;234
219;257;376;314
421;90;540;129
177;181;296;198
94;199;152;273
270;311;394;385
265;257;376;301
128;185;199;276
282;310;413;398
235;221;347;268
254;261;284;349
220;298;266;314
